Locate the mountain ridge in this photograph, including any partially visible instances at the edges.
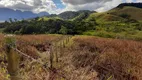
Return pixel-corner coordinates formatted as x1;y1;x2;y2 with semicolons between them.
88;3;142;22
0;8;49;21
117;3;142;9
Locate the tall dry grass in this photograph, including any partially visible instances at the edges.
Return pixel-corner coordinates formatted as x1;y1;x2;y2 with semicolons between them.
71;36;142;80
0;34;142;80
0;34;63;80
15;34;62;57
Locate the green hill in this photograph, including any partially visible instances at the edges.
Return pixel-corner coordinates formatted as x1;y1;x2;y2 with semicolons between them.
1;3;142;41
58;10;95;20
87;4;142;23
37;10;95;21
109;6;142;21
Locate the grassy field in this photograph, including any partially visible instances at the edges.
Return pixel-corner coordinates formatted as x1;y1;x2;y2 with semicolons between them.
0;28;4;33
0;34;142;80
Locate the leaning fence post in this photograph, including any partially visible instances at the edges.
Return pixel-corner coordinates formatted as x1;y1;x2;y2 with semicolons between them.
4;35;20;80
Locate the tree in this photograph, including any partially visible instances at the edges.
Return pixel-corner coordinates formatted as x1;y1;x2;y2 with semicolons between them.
9;18;13;23
119;14;130;19
59;26;68;35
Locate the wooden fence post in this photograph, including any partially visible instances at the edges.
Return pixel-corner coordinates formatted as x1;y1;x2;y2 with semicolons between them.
5;35;20;80
59;41;62;57
66;37;68;44
50;43;54;68
55;42;58;63
67;36;69;43
63;40;65;48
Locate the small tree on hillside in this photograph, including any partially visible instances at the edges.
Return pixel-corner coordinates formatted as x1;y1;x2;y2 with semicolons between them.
119;13;130;19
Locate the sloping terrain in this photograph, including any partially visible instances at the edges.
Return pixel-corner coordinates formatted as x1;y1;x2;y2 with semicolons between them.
58;10;95;20
109;6;142;21
87;3;142;22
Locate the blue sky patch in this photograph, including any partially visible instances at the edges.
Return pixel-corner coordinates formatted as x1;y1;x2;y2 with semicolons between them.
52;0;65;9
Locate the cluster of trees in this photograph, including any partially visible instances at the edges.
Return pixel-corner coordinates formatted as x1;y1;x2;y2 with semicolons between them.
2;17;97;35
119;13;138;23
58;10;95;20
0;10;97;35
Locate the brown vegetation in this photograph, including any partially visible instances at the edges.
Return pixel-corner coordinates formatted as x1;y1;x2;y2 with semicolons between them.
0;34;142;80
15;35;61;58
71;36;142;80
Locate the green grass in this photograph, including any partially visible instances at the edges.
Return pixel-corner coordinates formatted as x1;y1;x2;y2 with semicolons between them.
83;30;115;38
0;28;4;33
83;29;142;41
130;31;142;40
38;17;50;21
38;17;62;21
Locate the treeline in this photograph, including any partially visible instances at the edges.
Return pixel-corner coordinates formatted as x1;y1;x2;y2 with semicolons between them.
2;17;96;34
58;10;95;20
117;3;142;8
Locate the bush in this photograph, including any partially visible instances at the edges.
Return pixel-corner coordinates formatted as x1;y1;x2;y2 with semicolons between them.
119;13;130;19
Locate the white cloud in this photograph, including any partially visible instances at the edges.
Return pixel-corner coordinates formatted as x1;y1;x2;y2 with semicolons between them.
61;0;111;5
0;0;141;14
96;0;122;12
126;0;133;2
136;0;142;2
61;0;123;13
60;0;142;13
0;0;57;14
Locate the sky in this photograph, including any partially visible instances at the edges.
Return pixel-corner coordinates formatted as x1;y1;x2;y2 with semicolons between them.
0;0;142;14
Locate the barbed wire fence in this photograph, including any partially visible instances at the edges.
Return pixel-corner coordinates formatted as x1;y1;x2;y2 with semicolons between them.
4;35;73;80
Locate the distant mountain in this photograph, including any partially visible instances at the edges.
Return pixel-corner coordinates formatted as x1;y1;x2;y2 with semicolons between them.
58;10;95;20
0;8;49;21
38;10;95;21
38;12;49;17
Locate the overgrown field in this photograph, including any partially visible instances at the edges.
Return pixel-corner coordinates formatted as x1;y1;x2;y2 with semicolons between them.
71;36;142;80
0;34;142;80
83;22;142;41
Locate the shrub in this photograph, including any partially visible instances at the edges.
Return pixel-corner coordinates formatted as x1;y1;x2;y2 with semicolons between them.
94;31;115;38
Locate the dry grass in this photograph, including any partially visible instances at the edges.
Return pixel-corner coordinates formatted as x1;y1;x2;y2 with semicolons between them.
0;34;4;52
0;34;142;80
71;36;142;80
0;34;4;41
15;34;62;58
0;34;63;80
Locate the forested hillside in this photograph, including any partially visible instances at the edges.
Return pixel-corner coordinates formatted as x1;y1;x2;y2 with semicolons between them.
0;3;142;40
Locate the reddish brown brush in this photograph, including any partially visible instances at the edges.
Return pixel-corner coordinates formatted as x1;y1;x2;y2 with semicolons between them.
16;34;60;44
0;34;142;80
15;34;62;58
72;36;142;80
0;34;64;80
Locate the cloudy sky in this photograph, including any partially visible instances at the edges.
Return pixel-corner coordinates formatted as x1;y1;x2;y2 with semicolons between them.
0;0;141;14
